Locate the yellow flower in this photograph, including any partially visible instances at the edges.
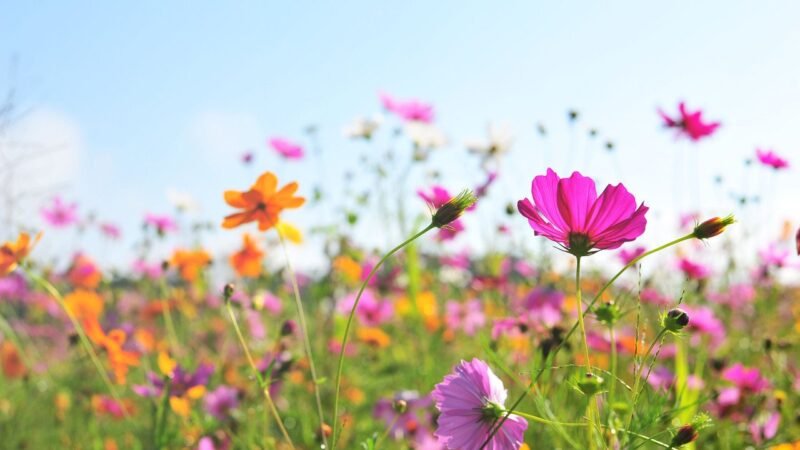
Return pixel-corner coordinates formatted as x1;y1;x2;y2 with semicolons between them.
276;221;303;244
157;351;176;377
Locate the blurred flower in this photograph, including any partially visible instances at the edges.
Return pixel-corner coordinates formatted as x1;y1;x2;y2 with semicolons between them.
0;272;28;301
618;246;646;265
170;248;212;282
373;391;432;440
269;137;304;160
64;289;104;321
380;92;434;123
230;233;264;278
432;358;527;450
144;213;178;235
444;299;486;336
276;221;303;244
658;101;720;141
524;287;564;328
167;188;200;213
204;385;239;421
465;123;513;169
343;115;382;140
99;222;122;240
68;253;102;289
241;151;254;165
1;341;27;379
0;232;40;276
722;363;770;393
41;196;78;228
132;259;163;280
678;257;711;280
518;169;648;256
759;243;789;269
755;148;789;170
337;290;393;326
222;171;305;231
749;412;780;446
356;327;391;348
91;395;134;420
405;122;447;150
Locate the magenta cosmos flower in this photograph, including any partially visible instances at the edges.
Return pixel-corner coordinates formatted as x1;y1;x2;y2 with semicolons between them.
41;196;79;228
658;102;720;141
432;358;527;450
144;213;178;235
380;92;435;123
269;137;304;160
755;148;789;170
517;169;648;256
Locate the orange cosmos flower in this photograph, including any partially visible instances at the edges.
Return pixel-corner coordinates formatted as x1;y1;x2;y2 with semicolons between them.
170;248;212;282
1;341;27;379
68;253;102;289
222;171;305;231
84;317;139;384
356;327;391;348
64;290;104;322
0;232;40;276
230;233;264;277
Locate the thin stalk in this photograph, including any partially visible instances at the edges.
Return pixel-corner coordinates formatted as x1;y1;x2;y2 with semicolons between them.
481;233;695;449
26;270;132;423
331;224;435;448
224;300;294;449
277;230;327;447
513;411;586;427
627;328;668;431
575;256;598;449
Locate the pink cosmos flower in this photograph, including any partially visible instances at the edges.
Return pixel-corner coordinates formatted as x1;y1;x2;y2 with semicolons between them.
759;243;789;268
618;246;646;265
379;92;434;123
682;305;726;347
41;196;78;228
444;299;486;336
337;290;393;326
678;257;711;280
755;148;789;170
709;283;755;308
99;222;121;240
722;363;770;393
658;102;720;141
269;137;304;160
132;259;163;280
144;213;178;235
204;385;239;421
517;169;648;256
432;358;527;450
749;412;780;446
373;391;432;440
524;287;564;328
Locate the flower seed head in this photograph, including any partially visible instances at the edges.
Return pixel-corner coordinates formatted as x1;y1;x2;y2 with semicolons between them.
431;190;477;228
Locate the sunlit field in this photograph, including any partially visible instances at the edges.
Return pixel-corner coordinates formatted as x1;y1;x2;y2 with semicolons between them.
2;3;800;450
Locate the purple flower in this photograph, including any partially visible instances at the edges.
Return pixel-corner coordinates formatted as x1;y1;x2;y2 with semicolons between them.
517;169;648;256
41;196;78;228
432;358;527;450
134;363;214;398
204;385;239;420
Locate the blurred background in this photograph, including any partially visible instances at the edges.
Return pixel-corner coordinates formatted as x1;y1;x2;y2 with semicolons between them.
2;1;799;272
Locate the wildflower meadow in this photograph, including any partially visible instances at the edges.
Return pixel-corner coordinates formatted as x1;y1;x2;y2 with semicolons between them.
2;3;800;450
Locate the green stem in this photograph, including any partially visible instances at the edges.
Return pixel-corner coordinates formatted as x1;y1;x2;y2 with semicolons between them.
25;270;133;423
513;410;586;427
331;223;435;448
480;233;695;450
277;230;326;448
627;328;668;430
224;300;294;449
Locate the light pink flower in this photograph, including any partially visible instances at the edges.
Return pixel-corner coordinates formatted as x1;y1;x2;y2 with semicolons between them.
144;213;178;235
379;92;435;123
755;148;789;170
337;290;393;326
269;137;304;160
432;358;527;450
517;169;648;256
658;102;720;141
445;299;486;336
678;257;711;279
99;222;121;240
618;246;646;265
41;196;78;228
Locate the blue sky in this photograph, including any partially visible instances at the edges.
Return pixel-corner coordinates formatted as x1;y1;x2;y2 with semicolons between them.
2;2;799;270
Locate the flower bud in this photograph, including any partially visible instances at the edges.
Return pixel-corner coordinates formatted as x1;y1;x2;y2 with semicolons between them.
693;215;735;240
223;283;235;302
431;190;477;228
577;372;604;396
670;424;699;447
662;308;690;332
392;399;408;414
280;319;298;336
